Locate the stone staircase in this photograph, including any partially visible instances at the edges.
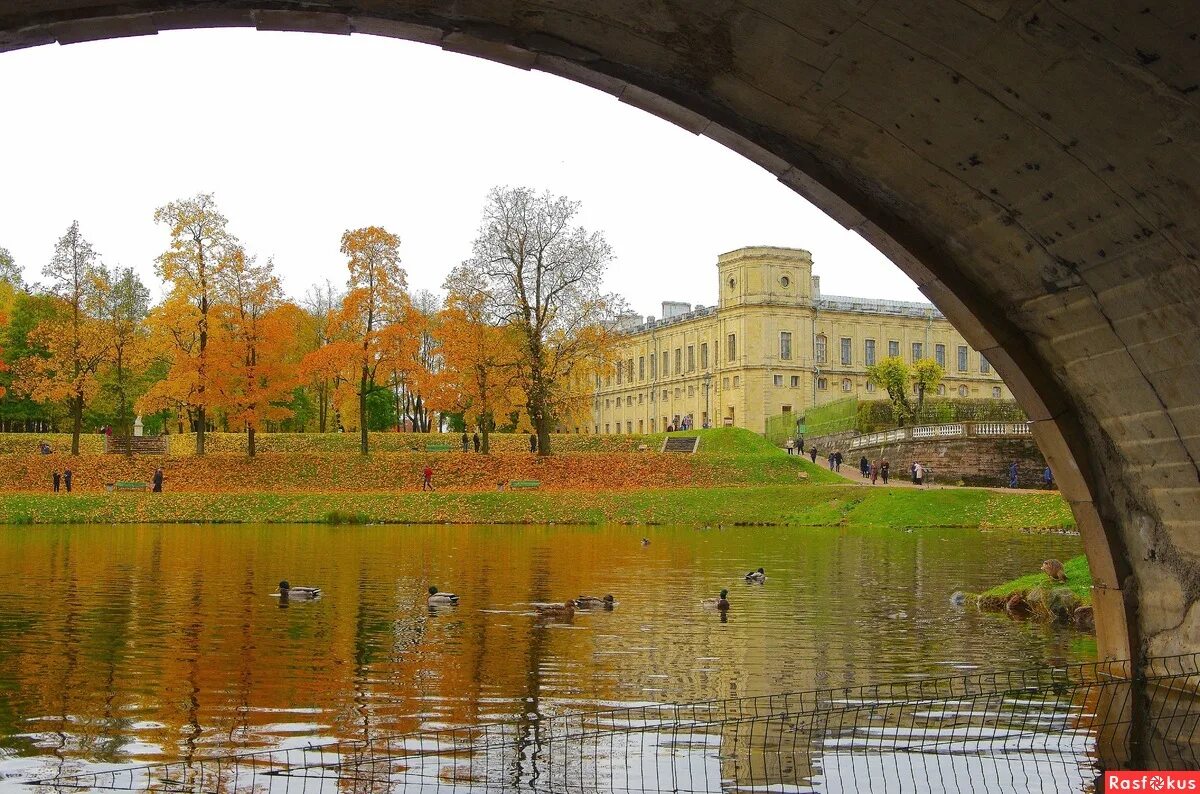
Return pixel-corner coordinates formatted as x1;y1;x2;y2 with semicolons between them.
661;436;699;454
104;435;168;455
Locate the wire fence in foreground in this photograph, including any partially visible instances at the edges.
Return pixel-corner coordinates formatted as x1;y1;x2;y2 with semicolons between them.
26;654;1200;793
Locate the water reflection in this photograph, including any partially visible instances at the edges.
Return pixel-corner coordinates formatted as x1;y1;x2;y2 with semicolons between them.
0;523;1089;781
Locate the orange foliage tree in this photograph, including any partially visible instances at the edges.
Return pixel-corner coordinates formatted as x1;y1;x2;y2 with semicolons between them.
437;289;526;453
13;221;109;455
212;251;299;456
150;193;236;455
301;226;411;455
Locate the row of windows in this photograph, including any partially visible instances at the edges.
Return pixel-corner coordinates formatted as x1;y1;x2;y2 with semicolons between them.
808;335;990;373
809;377;1002;398
607;335;739;386
595;416;702;434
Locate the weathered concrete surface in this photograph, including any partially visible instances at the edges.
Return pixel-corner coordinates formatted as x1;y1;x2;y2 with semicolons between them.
2;2;1198;665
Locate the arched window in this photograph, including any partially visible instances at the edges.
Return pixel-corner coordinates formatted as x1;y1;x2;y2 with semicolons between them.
993;386;1002;398
815;334;827;364
842;378;853;392
958;385;969;397
937;384;946;396
817;377;828;390
866;381;876;393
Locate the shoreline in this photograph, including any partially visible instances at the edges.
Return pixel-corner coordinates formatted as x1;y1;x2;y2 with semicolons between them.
0;485;1076;529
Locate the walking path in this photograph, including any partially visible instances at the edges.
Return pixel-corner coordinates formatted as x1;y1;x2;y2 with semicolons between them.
795;452;1045;494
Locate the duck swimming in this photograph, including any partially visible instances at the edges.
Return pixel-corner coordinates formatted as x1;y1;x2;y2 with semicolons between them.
744;567;767;583
273;580;321;599
574;594;615;610
428;586;459;605
702;589;730;611
534;600;576;616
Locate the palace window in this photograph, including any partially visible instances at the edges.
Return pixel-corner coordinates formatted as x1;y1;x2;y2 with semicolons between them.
774;374;783;387
605;399;610;409
674;388;681;398
650;390;655;402
980;355;991;374
782;404;792;413
688;385;695;397
595;374;601;388
639;393;644;404
790;375;800;387
605;424;610;434
616;365;622;385
626;396;633;407
993;386;1002;398
722;377;730;389
865;339;876;366
817;377;828;390
888;340;899;357
627;421;632;434
662;390;668;400
935;344;946;368
638;356;645;380
816;334;827;363
937;384;946;396
662;351;669;377
841;337;852;365
733;376;740;387
912;342;923;361
649;418;655;432
866;381;876;393
675;348;682;374
780;331;792;361
842;378;853;392
687;345;695;371
959;385;969;397
727;333;737;361
595;425;600;434
650;353;657;379
700;342;709;368
627;359;634;382
958;345;968;372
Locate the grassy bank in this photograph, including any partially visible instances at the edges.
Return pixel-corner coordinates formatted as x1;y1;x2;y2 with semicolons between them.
0;485;1075;528
974;555;1094;629
979;554;1093;606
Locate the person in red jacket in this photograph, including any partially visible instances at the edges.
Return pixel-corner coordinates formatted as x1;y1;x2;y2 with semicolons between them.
422;465;434;491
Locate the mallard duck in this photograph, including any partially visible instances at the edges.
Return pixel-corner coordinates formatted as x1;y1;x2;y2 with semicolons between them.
744;567;767;583
574;594;615;609
641;537;651;546
428;586;459;605
702;589;730;611
534;600;575;616
273;580;321;599
1041;559;1067;582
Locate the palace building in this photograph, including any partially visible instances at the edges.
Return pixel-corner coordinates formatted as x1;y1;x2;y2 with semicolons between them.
591;246;1010;435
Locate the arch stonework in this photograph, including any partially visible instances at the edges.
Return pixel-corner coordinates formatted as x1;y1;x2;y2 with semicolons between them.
3;2;1198;664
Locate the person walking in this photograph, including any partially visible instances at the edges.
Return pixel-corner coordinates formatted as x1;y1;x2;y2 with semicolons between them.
911;462;918;484
529;433;538;453
828;453;835;471
473;432;481;453
64;468;73;493
422;465;435;491
1043;465;1054;489
859;455;870;478
152;467;164;493
881;460;890;484
914;462;924;486
461;432;469;453
809;446;817;463
53;470;60;492
834;451;843;472
870;461;879;485
1008;461;1019;489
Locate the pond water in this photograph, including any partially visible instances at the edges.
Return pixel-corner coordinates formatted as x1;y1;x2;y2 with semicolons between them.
0;523;1089;787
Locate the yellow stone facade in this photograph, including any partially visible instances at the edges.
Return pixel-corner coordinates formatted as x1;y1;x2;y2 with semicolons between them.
590;246;1009;435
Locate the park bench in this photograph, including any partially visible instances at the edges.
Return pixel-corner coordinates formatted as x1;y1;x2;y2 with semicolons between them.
508;480;541;490
107;481;148;493
425;443;452;452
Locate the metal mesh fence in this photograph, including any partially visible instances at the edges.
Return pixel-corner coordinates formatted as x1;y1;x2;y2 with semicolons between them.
26;654;1200;793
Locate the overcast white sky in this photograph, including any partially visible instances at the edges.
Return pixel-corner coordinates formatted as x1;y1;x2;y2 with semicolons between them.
0;29;925;317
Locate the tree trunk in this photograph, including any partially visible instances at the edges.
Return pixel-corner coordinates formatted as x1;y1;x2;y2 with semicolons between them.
359;365;369;455
196;406;206;455
248;426;256;458
71;392;82;456
536;417;551;457
481;411;491;455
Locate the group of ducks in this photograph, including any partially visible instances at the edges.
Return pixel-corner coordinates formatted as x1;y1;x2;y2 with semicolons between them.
272;567;769;615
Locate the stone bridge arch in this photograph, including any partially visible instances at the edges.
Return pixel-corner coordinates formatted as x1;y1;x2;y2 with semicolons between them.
3;2;1198;666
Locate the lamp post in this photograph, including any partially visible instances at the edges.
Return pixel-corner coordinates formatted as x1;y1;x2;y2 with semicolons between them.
703;372;712;428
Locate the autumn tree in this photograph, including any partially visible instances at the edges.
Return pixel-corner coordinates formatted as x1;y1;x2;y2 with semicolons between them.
15;221;108;454
95;265;150;449
438;289;526;453
448;186;622;455
0;246;21;289
321;226;409;455
301;279;342;432
390;290;449;433
867;356;914;426
911;358;945;415
212;251;298;456
152;193;235;454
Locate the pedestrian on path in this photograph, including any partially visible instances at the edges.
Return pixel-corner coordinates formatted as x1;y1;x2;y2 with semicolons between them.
473;432;481;452
462;432;469;452
529;433;538;453
422;465;435;491
834;451;843;472
152;467;164;493
828;453;835;471
1043;465;1054;489
914;462;924;486
1008;461;1019;489
64;468;73;493
53;470;60;492
859;456;869;478
870;462;878;485
810;446;817;463
881;460;890;484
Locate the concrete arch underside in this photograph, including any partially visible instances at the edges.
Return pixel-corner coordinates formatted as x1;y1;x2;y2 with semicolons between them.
2;1;1198;665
